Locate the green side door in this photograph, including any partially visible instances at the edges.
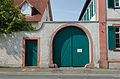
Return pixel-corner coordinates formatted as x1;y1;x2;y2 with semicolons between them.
53;27;89;67
25;40;37;66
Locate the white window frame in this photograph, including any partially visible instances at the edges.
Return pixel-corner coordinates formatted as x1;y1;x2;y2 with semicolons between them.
115;27;120;49
114;0;120;7
88;6;90;20
93;0;95;15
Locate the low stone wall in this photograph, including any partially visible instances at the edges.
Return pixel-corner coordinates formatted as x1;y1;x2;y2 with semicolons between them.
0;21;99;68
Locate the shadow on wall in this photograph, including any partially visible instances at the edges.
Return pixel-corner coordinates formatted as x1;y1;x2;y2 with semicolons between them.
0;33;23;61
0;28;43;65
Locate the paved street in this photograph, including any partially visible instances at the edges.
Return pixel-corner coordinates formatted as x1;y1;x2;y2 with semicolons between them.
0;74;120;79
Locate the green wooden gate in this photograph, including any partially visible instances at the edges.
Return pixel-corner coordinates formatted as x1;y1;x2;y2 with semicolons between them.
53;27;89;67
25;40;37;66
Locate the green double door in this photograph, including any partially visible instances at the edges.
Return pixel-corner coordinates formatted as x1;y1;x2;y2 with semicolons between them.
25;40;37;66
53;27;89;67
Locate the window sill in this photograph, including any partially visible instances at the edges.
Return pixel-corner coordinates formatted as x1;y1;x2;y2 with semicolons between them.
113;49;120;51
114;7;120;9
109;7;120;9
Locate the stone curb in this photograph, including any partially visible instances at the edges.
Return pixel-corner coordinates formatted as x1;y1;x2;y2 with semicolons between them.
0;68;120;75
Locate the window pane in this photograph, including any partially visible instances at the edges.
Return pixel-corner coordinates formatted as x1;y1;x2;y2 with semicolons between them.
116;39;119;44
116;44;119;48
115;28;119;32
116;34;119;38
115;0;119;6
116;0;119;3
119;39;120;44
87;9;89;20
116;3;119;6
84;13;87;21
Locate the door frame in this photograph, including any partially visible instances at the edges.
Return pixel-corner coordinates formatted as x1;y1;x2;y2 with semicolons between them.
49;23;94;68
23;37;40;68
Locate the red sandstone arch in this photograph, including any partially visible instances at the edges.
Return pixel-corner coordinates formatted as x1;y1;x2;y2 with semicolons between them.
49;23;94;68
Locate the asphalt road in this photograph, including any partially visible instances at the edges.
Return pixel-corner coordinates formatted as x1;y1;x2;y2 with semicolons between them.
0;74;120;79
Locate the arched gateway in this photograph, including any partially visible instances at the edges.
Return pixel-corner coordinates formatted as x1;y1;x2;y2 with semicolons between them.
49;24;94;68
